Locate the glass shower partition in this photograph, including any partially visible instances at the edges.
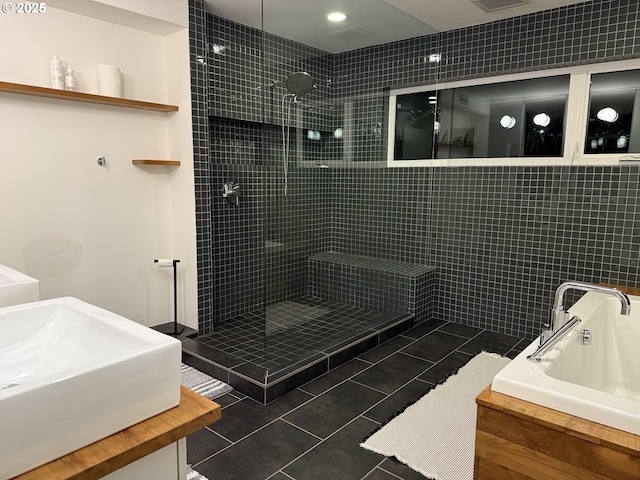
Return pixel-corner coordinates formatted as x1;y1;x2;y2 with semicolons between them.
263;0;402;384
190;0;438;403
259;20;337;380
259;1;436;384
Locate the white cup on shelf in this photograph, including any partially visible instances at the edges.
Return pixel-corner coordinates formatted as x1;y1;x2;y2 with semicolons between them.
96;64;122;97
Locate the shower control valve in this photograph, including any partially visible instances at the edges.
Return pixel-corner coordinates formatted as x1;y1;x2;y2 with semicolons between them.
222;181;240;206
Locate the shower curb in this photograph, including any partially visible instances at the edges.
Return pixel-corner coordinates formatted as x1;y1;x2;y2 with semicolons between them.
181;313;416;404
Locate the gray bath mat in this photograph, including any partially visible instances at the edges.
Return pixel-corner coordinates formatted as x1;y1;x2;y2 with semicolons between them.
180;363;233;400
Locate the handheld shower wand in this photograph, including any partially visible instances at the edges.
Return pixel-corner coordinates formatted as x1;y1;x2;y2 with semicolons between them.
275;72;316;195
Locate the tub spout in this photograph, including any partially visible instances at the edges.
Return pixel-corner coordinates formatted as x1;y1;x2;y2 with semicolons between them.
550;282;630;333
529;282;631;362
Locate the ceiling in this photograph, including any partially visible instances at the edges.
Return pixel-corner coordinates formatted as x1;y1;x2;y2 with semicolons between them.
205;0;588;53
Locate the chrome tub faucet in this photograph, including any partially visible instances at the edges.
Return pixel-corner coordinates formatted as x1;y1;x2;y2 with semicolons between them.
549;282;630;333
527;281;631;363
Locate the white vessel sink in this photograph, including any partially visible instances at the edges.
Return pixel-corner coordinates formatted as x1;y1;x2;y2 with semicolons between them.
0;264;39;307
0;297;181;479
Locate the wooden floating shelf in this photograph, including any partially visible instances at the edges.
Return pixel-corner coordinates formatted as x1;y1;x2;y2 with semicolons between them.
132;159;181;166
0;81;178;112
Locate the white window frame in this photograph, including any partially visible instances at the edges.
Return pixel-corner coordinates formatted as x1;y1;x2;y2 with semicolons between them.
387;58;640;167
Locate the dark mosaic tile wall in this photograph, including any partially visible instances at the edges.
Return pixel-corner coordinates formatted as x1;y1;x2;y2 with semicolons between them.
191;0;640;339
204;12;338;328
325;0;640;339
329;165;640;339
207;14;336;131
208;119;333;322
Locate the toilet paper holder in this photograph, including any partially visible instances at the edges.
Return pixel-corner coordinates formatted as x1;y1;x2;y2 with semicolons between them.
154;258;184;336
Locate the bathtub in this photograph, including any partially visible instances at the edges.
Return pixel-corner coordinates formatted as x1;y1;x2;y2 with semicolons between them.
492;291;640;436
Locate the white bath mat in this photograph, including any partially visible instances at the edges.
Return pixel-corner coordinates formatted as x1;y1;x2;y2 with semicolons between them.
187;465;209;480
360;352;511;480
180;363;233;400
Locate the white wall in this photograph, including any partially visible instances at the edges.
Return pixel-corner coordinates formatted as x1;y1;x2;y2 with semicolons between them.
95;0;188;27
164;28;199;332
0;4;198;329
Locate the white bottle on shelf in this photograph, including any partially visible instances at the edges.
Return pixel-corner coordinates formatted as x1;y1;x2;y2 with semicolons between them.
50;55;64;90
65;65;77;92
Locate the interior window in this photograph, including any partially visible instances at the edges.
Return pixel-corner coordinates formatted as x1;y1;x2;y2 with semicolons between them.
392;75;570;160
585;70;640;154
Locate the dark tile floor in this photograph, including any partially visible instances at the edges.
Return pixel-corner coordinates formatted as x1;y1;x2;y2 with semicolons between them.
186;319;528;480
196;297;406;376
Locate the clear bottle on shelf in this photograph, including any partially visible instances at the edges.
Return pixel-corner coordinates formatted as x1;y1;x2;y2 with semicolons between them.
65;65;77;92
50;55;64;90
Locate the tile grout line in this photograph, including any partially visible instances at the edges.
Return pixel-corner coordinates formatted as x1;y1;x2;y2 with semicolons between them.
203;426;234;445
396;349;439;363
194;413;288;464
349;378;397;396
304;322;450;400
192;324;525;474
280;417;324;441
196;372;348;465
359;459;389;480
269;470;297;480
218;396;245;410
353;331;524;435
360;413;382;425
191;428;237;469
297;326;503;431
355;344;492;428
263;414;380;479
377;465;410;480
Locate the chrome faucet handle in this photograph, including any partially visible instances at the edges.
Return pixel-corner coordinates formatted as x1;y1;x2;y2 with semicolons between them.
222;181;240;206
528;315;582;362
539;324;553;346
550;308;571;334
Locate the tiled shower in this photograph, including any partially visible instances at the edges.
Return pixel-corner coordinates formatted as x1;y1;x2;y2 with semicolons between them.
187;0;640;395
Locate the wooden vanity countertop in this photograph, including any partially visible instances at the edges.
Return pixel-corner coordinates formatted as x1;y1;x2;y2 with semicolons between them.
12;386;221;480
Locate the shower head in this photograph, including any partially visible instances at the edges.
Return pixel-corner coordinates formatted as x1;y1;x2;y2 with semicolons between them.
285;72;314;97
269;72;315;100
279;72;315;100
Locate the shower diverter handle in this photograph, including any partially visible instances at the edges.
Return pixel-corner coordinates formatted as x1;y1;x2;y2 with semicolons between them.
222;181;240;206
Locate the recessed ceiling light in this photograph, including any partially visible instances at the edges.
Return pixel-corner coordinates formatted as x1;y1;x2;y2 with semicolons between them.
326;12;347;22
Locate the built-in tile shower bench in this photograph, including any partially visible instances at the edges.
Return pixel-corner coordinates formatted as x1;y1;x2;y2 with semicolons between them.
182;253;435;404
307;252;435;326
